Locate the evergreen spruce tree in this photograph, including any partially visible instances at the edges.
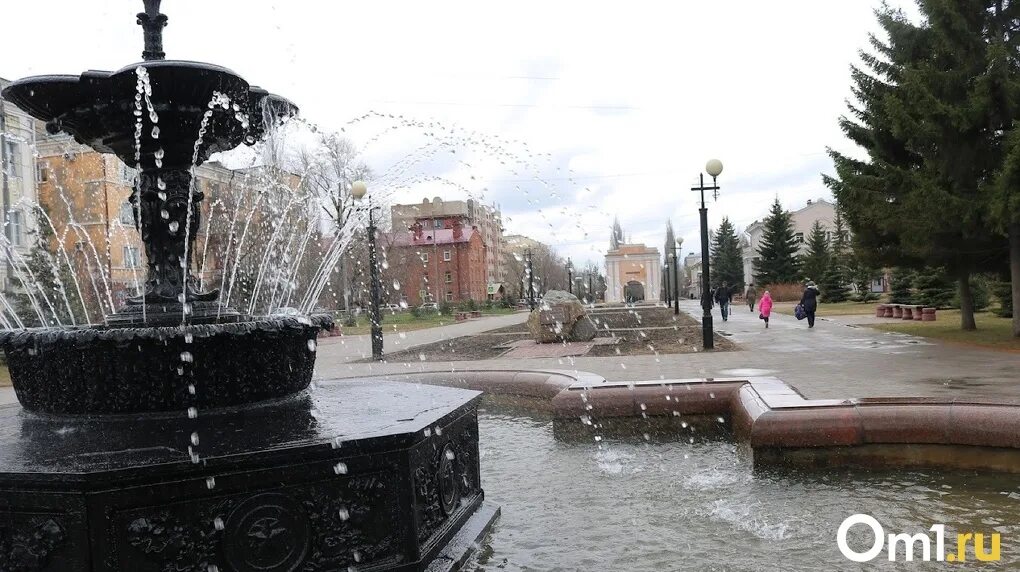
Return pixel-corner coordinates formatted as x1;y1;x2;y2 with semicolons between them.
888;268;915;304
800;220;830;284
825;3;1010;330
820;209;851;302
710;217;743;289
913;268;955;309
753;199;800;286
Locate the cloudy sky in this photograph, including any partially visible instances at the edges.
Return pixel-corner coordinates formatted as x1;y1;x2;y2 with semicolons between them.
3;1;918;268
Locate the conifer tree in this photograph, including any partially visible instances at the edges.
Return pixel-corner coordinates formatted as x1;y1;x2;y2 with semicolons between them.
913;268;954;309
710;217;743;289
888;268;915;304
753;199;800;286
820;209;851;302
800;220;830;284
825;3;1011;330
610;217;624;251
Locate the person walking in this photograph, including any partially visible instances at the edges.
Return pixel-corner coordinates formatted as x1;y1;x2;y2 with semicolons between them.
800;280;820;328
759;290;773;328
745;283;758;312
714;282;732;321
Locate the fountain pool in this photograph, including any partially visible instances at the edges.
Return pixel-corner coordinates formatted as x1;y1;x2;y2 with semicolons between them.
467;405;1020;570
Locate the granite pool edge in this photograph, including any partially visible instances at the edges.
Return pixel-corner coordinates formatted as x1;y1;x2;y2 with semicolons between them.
333;370;1020;473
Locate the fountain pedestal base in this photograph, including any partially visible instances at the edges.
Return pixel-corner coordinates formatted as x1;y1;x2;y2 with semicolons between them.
0;380;493;571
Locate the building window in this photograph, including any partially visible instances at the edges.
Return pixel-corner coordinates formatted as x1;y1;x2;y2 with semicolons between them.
443;250;451;261
421;252;429;263
123;246;141;269
8;211;22;247
119;202;135;225
794;232;804;243
419;289;427;302
434;219;443;229
446;291;453;302
444;271;452;284
3;141;20;179
35;163;48;183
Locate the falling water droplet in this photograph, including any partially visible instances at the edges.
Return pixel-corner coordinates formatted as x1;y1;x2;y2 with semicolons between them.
206;477;216;489
307;339;317;352
188;383;196;394
184;333;193;344
180;351;193;363
151;126;160;139
333;462;348;475
213;517;224;531
392;279;401;291
161;209;170;220
188;407;198;419
190;432;200;446
445;449;455;460
338;507;350;521
169;221;180;233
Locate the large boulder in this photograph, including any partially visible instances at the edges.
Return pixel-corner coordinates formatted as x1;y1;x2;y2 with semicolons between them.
526;290;594;343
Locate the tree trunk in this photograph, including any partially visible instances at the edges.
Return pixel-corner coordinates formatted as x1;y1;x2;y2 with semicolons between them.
1010;222;1020;337
958;272;977;331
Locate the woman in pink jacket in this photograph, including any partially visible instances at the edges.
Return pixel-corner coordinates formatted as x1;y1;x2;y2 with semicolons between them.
759;290;773;329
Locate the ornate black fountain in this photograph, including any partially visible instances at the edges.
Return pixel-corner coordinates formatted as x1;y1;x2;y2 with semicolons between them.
0;2;496;570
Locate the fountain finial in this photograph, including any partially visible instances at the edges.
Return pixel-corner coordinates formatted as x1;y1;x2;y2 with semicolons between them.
137;0;168;61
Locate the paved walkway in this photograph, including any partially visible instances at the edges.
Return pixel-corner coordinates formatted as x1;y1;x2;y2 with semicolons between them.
319;300;1020;402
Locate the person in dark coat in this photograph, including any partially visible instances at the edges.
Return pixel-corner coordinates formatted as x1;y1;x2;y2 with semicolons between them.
800;281;820;328
714;282;733;321
745;283;757;312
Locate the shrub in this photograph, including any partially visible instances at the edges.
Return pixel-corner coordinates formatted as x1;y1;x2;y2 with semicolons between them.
990;280;1013;318
500;296;516;309
439;301;453;315
761;283;803;302
913;268;955;309
888;268;915;304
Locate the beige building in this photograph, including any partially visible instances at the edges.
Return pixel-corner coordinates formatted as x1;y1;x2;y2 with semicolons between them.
391;197;505;288
741;198;836;286
0;77;41;289
605;243;661;303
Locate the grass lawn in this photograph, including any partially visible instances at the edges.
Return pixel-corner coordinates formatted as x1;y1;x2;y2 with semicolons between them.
868;309;1020;351
773;300;883;317
341;307;516;336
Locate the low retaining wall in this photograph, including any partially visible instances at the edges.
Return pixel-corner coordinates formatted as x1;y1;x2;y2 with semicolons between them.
332;371;1020;473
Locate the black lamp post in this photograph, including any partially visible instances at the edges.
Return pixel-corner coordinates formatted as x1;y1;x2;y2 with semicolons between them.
567;258;573;294
352;180;383;361
588;272;594;304
691;159;723;350
663;264;670;306
526;248;535;310
671;238;683;316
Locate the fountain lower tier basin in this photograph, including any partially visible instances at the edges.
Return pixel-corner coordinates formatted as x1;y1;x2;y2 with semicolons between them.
0;379;494;572
0;315;333;414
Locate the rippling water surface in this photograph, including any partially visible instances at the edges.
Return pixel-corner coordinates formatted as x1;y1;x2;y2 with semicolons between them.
466;406;1020;571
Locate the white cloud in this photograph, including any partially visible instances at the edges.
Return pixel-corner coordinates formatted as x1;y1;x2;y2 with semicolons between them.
2;0;915;268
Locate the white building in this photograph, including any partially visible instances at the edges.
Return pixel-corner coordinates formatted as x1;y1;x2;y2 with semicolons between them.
0;77;40;290
741;198;836;287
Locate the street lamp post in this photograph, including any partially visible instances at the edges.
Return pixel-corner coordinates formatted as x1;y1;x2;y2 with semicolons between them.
352;180;383;361
566;258;573;294
663;264;670;306
588;272;594;304
669;240;677;314
526;248;535;310
691;159;723;350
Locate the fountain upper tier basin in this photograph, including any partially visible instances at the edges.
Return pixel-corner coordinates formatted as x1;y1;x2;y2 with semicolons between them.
0;60;296;169
0;315;332;415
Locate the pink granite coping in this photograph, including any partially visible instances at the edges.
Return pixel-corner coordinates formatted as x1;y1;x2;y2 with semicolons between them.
335;370;1020;472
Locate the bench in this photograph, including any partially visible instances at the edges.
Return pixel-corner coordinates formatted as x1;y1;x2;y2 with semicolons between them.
470;310;482;318
922;307;937;321
454;312;469;321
